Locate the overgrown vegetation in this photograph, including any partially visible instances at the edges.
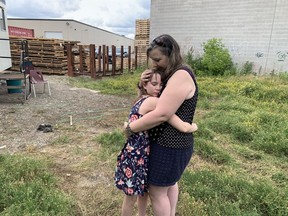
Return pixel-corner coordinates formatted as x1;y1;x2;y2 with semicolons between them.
83;70;288;215
185;37;259;76
2;53;287;214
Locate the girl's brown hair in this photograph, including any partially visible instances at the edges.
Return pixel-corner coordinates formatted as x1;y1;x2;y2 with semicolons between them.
135;71;161;102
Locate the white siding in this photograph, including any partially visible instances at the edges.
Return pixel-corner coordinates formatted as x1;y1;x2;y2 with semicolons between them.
151;0;288;74
7;19;134;49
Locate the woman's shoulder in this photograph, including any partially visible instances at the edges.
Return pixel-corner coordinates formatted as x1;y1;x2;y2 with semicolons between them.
170;68;193;82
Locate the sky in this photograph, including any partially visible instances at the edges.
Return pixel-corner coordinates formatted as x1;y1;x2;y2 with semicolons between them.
6;0;151;39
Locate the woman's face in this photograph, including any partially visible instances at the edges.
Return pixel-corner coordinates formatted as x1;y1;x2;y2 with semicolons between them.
148;48;169;72
143;73;162;97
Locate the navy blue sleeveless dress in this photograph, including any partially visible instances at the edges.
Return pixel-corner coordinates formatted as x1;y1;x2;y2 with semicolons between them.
148;66;198;186
114;97;150;196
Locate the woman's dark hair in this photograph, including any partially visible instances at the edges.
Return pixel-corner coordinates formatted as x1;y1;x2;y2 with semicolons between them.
147;34;183;82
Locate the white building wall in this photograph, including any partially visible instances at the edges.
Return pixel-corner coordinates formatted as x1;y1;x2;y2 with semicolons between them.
150;0;288;74
7;19;134;48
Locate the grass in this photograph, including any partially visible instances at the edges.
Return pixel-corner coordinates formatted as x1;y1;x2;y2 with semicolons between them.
2;70;288;215
68;70;140;96
0;154;75;215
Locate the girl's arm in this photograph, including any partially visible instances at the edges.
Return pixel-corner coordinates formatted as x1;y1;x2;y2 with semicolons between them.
167;116;198;133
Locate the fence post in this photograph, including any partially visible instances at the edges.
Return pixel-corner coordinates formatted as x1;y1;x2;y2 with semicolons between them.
97;45;102;75
79;45;84;74
134;46;138;70
102;45;106;76
128;46;131;73
106;46;109;72
112;45;116;75
119;46;123;73
90;44;96;79
67;43;74;77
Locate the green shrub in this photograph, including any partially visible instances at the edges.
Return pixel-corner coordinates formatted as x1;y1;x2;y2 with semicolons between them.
202;38;233;76
240;61;254;75
223;64;238;76
278;72;288;81
184;47;206;76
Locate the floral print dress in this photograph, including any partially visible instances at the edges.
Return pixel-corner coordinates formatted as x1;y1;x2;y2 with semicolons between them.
114;97;150;196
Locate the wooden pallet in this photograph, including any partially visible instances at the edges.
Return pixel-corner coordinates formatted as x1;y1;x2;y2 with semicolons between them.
9;37;79;75
135;19;150;36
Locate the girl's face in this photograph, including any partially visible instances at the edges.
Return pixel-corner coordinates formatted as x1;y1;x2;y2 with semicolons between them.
148;48;169;72
143;73;162;97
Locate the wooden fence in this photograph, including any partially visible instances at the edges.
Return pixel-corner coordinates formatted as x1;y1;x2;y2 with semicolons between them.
9;37;146;77
66;44;141;79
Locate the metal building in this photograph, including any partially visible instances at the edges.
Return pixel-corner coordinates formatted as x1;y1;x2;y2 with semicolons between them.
7;18;134;48
150;0;288;74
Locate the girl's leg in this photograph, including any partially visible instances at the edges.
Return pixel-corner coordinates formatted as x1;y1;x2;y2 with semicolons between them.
121;195;137;216
167;183;179;216
137;193;149;216
149;184;171;216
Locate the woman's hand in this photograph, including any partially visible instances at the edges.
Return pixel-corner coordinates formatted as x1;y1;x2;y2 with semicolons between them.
139;69;153;86
123;121;129;137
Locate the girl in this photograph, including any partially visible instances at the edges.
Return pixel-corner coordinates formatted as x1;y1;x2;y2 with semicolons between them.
115;71;197;216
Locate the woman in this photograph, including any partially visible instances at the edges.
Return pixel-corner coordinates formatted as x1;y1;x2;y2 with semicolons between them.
125;34;198;215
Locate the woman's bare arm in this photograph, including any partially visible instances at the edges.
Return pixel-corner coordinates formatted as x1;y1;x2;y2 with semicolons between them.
139;97;198;133
129;69;196;132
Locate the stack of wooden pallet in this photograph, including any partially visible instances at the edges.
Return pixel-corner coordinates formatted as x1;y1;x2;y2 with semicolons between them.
9;37;79;75
135;19;150;67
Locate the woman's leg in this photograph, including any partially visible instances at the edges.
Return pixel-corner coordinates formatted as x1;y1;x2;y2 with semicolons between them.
121;195;137;216
149;184;171;216
137;193;149;216
168;183;179;216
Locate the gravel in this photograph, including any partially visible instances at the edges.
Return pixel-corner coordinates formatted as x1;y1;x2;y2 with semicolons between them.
0;74;130;153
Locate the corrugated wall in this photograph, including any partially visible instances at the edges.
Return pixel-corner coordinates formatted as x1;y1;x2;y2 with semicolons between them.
150;0;288;74
7;19;134;49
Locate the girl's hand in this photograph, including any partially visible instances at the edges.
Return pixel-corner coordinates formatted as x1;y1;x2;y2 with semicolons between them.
184;122;198;133
191;123;198;132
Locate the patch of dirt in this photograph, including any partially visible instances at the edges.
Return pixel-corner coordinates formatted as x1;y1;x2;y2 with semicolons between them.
0;74;133;215
0;74;131;152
